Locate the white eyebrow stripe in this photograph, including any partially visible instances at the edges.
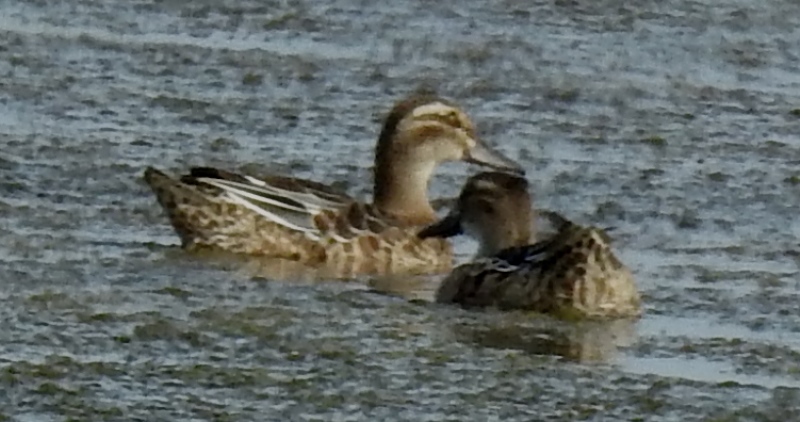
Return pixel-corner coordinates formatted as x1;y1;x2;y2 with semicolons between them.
471;179;500;191
411;102;455;117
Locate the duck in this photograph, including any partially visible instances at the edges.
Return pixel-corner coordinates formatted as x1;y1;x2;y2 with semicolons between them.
418;171;641;319
143;94;523;277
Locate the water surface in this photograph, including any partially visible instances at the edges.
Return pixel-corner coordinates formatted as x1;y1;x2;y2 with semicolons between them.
2;0;800;420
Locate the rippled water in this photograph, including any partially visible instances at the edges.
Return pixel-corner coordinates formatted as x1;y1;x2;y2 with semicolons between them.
2;0;800;420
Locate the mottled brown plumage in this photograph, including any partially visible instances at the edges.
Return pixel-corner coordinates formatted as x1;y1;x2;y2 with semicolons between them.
419;172;641;319
143;94;523;277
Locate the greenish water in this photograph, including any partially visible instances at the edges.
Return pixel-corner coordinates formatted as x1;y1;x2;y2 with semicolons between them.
1;0;800;420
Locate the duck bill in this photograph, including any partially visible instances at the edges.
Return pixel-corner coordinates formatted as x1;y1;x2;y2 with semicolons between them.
465;139;525;175
418;212;463;239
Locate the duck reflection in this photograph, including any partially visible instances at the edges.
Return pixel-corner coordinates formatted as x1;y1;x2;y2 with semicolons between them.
449;316;638;364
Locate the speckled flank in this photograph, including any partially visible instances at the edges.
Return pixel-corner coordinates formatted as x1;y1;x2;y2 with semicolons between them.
437;224;640;319
144;166;453;277
426;172;640;319
142;94;521;277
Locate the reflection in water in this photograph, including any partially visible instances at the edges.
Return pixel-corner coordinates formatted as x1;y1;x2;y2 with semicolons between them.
178;250;360;284
240;256;334;283
363;271;639;364
242;258;446;296
232;257;639;364
449;317;639;364
365;274;441;303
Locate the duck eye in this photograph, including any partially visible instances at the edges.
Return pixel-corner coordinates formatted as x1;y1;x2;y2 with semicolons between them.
447;112;461;128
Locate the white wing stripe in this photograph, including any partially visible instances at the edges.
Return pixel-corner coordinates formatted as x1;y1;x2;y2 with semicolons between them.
198;177;318;214
199;177;344;210
243;175;268;187
225;193;322;241
195;176;359;243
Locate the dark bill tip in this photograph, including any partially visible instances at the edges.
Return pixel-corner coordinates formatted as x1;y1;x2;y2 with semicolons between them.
418;213;463;239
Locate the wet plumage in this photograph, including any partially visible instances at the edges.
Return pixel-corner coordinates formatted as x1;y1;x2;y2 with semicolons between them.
144;94;523;277
419;172;641;319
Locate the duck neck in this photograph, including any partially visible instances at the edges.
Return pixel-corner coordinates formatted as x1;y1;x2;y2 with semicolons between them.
373;157;437;225
477;231;530;257
474;211;533;257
